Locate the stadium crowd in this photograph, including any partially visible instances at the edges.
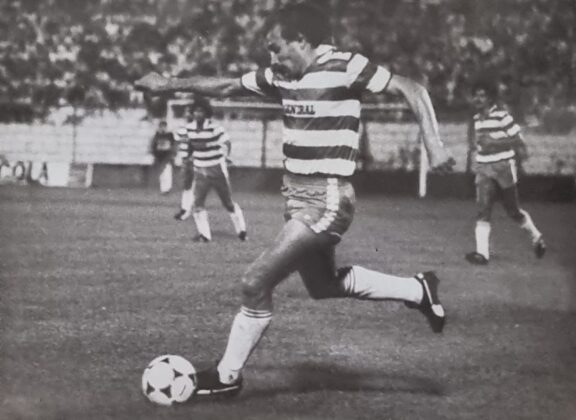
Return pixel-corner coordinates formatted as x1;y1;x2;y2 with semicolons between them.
0;0;574;126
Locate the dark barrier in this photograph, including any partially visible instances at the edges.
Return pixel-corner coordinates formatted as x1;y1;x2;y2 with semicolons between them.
91;164;575;202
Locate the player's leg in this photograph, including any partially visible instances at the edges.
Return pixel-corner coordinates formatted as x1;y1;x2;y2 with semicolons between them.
466;172;497;264
285;174;444;331
295;240;339;298
296;241;444;332
174;162;195;220
283;174;430;306
191;169;212;241
196;218;321;395
498;159;546;258
501;186;546;258
213;163;247;240
297;241;418;301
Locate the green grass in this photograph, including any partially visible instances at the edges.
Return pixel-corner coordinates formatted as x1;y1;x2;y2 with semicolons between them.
1;185;575;420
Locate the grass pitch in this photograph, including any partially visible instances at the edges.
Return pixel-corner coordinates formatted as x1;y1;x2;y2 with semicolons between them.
1;185;575;420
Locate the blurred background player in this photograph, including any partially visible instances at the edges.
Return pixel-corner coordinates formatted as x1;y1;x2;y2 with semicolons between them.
173;96;247;242
149;120;176;194
465;80;546;265
137;3;454;396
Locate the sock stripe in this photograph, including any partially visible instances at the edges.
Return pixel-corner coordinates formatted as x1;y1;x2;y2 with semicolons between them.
350;266;356;294
241;306;272;319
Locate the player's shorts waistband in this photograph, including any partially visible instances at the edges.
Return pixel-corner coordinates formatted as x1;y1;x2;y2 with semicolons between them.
193;158;226;168
475;150;515;163
283;172;351;187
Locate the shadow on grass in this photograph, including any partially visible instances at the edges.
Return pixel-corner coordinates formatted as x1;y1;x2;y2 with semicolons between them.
240;362;446;399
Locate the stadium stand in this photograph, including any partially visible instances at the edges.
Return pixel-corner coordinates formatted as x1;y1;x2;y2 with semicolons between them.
0;0;574;126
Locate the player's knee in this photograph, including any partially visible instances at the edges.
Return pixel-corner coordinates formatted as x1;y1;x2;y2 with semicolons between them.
240;275;270;305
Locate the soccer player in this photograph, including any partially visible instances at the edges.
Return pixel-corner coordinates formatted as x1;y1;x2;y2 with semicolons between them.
136;3;455;396
173;96;247;242
464;81;546;265
149;120;176;194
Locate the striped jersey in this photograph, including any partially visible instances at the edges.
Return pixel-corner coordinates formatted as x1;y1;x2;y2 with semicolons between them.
240;44;393;177
473;105;521;163
175;120;230;168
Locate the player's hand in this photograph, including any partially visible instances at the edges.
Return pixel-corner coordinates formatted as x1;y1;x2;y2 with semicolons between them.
431;157;456;174
134;72;170;93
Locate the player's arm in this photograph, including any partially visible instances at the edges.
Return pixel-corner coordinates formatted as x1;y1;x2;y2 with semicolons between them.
514;132;528;161
217;128;233;163
487;135;527;162
224;139;232;158
386;75;454;171
135;73;244;98
512;132;528;175
479;133;525;152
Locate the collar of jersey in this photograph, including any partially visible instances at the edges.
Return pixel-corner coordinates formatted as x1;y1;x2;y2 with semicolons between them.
477;104;498;119
189;119;212;129
297;44;335;76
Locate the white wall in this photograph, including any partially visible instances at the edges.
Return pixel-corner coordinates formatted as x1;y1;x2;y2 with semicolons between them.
0;109;574;175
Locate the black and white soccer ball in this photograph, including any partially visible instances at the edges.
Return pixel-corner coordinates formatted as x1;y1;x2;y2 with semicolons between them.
142;355;197;406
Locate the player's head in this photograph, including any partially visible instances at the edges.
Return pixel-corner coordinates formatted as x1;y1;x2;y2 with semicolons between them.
187;96;212;122
158;120;168;132
471;80;498;111
265;3;332;80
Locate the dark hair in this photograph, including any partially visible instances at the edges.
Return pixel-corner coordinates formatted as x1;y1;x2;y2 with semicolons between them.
471;79;498;100
188;96;213;118
268;3;331;47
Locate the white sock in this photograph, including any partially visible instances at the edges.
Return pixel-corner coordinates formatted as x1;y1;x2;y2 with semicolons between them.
193;210;212;240
229;203;247;234
519;209;542;243
341;265;423;304
217;307;272;384
181;189;194;212
475;221;491;259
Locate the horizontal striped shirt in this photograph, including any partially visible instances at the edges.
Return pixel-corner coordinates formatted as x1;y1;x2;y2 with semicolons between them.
473;105;521;163
175;120;230;168
241;44;392;177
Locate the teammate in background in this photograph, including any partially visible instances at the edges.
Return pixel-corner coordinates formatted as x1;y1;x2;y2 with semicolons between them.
136;3;454;396
173;97;247;242
465;81;546;265
149;120;176;194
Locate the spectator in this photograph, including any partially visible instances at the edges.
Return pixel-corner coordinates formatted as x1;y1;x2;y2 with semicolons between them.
0;0;573;122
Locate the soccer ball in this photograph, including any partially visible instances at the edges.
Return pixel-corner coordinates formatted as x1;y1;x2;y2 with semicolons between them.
142;355;197;406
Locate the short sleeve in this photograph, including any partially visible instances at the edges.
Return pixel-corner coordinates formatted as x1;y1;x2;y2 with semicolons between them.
502;113;521;136
214;126;230;143
347;53;393;94
240;68;280;98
